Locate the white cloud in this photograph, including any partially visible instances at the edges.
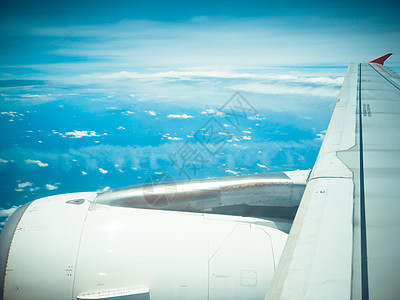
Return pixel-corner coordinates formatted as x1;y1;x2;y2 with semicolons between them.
25;159;48;167
117;126;126;130
201;109;216;115
257;163;269;169
20;94;43;98
17;182;32;188
73;69;343;86
1;111;17;117
315;130;327;140
248;116;264;121
225;170;239;175
242;130;251;134
167;136;183;141
5;135;321;188
122;111;135;115
146;110;157;116
45;184;58;190
64;130;100;138
15;181;34;192
99;168;108;174
0;205;20;218
68;69;343;105
0;158;8;163
229;82;339;98
82;171;87;175
243;136;252;140
0;205;22;229
167;114;193;119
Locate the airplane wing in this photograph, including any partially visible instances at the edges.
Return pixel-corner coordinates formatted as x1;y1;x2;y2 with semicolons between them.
267;53;400;299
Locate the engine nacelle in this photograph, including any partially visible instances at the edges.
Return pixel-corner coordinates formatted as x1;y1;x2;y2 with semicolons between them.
0;192;287;300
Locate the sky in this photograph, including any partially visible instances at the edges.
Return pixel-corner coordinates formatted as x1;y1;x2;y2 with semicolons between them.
1;0;400;70
0;0;399;225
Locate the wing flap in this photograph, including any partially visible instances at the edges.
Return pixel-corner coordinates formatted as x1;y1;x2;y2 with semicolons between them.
267;178;353;299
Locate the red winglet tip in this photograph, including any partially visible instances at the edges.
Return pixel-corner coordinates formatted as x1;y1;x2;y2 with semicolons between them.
369;53;392;65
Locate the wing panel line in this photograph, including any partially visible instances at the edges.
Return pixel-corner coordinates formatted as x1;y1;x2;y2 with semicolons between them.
358;63;369;300
369;64;400;91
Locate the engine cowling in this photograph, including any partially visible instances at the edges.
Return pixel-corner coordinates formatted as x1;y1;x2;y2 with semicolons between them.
0;192;287;300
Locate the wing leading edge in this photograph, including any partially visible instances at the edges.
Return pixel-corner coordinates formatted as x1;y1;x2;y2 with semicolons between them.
267;57;400;299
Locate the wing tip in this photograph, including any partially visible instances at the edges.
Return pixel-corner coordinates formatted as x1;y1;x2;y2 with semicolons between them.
369;53;392;65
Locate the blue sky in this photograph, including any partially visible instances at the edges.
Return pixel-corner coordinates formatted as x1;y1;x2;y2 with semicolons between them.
0;0;399;224
0;0;399;114
1;0;399;69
